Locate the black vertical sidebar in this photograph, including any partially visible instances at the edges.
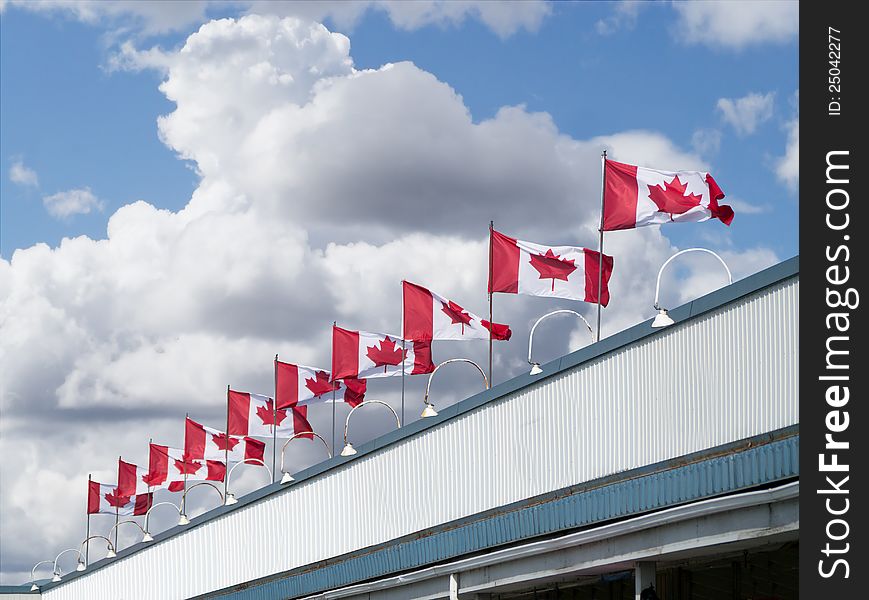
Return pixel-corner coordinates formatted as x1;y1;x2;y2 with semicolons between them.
800;2;867;596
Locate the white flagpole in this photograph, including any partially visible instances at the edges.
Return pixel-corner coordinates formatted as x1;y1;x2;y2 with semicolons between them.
183;412;188;500
114;455;120;550
224;385;230;499
332;321;337;452
488;220;494;384
596;150;607;342
400;281;405;425
272;355;278;483
86;474;91;567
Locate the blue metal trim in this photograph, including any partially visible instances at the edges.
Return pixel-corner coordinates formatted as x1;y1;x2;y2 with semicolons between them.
0;585;37;594
203;429;799;599
44;257;799;590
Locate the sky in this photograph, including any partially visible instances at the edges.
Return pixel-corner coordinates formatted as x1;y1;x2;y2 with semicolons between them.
0;0;798;586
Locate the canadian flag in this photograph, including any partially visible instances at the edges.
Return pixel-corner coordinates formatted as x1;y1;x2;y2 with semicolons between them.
275;361;367;410
228;389;314;439
489;229;614;305
402;281;512;342
87;480;152;516
118;458;151;496
602;159;734;231
331;326;435;380
185;417;266;465
144;444;226;492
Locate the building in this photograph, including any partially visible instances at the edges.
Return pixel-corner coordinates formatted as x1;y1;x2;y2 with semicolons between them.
5;257;799;600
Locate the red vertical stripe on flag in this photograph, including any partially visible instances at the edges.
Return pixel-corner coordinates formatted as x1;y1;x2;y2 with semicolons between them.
275;360;298;410
133;493;154;516
489;229;520;293
705;174;734;225
602;159;639;231
145;444;169;487
227;390;251;436
206;460;226;482
244;438;266;463
342;378;366;408
184;417;206;460
87;480;100;514
411;340;435;374
402;281;435;341
331;326;360;381
583;250;614;307
117;459;138;496
292;405;314;440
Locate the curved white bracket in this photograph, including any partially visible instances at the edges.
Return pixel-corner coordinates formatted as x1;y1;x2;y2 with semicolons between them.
30;559;54;590
52;547;85;579
654;248;732;310
280;431;332;478
106;519;148;552
180;481;224;514
422;359;489;417
527;310;594;371
143;501;182;533
226;459;273;504
342;400;401;455
77;535;116;563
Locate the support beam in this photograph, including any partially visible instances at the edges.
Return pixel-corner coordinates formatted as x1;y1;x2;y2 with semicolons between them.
449;573;459;600
635;561;656;599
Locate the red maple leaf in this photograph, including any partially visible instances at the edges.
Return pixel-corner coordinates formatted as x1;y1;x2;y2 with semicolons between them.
255;398;288;427
366;337;406;372
529;249;577;291
104;489;131;508
440;300;473;334
173;459;203;475
647;175;703;216
305;370;339;398
210;432;240;452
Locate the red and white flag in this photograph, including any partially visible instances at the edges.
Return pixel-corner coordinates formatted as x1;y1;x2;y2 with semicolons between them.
402;281;512;342
489;229;614;305
87;480;152;516
602;159;734;231
331;326;435;380
228;389;314;439
275;361;367;409
118;458;151;496
185;417;266;464
144;444;226;492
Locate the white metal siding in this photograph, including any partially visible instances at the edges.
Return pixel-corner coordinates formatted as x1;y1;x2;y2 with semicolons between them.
44;278;799;600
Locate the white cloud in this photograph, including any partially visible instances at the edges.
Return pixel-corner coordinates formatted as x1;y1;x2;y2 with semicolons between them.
726;197;771;215
672;1;798;50
8;158;39;188
716;92;775;136
42;187;104;219
4;0;551;38
0;15;779;583
2;0;211;35
691;128;722;157
595;1;643;35
775;92;799;191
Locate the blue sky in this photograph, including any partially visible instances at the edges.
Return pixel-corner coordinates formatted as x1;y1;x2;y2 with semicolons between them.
0;1;798;584
2;2;798;258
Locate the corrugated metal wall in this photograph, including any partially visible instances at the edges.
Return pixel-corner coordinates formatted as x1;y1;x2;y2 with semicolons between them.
44;277;799;600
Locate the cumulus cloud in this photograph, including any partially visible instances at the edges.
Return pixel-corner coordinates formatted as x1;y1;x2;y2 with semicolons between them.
3;0;550;38
691;128;722;157
8;158;39;188
775;92;799;191
595;1;643;35
41;187;104;219
672;1;799;50
716;92;775;136
0;15;778;583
